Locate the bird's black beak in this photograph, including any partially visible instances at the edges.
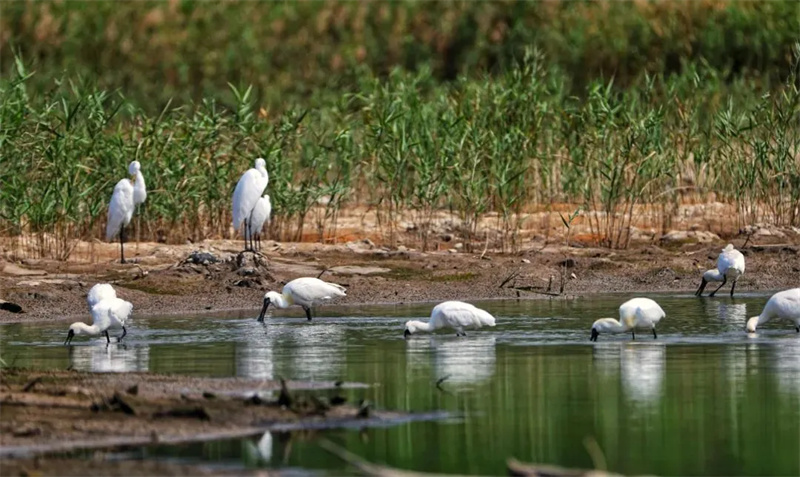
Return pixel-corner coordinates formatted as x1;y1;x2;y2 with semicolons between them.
695;278;707;297
404;329;411;339
64;329;74;346
257;298;270;322
590;328;599;342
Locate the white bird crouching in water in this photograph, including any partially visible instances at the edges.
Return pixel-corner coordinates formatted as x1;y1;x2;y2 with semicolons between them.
590;297;665;341
65;296;134;345
86;283;117;311
696;244;745;297
404;301;497;338
232;158;269;252
746;288;800;334
248;194;271;252
257;277;346;322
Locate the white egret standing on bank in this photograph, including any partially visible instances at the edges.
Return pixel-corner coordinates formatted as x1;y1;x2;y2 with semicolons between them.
696;244;745;297
746;288;800;333
404;301;497;338
106;170;135;263
257;277;346;322
248;194;271;251
129;160;147;249
232;158;269;251
590;297;665;341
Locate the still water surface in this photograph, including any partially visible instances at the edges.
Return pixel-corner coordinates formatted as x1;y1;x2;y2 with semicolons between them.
2;292;799;475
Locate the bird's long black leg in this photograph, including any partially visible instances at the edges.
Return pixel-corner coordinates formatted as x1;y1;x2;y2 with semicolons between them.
303;305;313;321
796;325;799;333
730;280;736;298
243;219;249;251
652;328;657;339
709;277;727;297
118;326;127;343
105;330;111;345
631;330;636;341
120;225;126;264
695;279;707;297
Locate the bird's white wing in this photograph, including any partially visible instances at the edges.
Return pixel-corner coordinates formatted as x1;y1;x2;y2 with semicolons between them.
106;179;135;240
285;277;346;304
633;300;665;325
717;249;744;275
232;169;267;230
432;301;495;329
87;284;116;309
106;298;133;327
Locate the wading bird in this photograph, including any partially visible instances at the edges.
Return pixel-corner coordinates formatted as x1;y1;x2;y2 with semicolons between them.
130;160;147;247
746;288;800;333
248;194;271;251
590;297;665;341
257;277;346;322
86;283;116;311
232;158;269;251
65;294;133;345
404;301;496;338
106;166;136;263
695;244;745;297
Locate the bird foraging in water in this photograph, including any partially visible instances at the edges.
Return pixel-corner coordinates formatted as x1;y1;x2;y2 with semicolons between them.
403;301;496;338
257;277;346;322
590;297;665;341
746;288;800;334
695;244;745;297
65;288;133;345
232;158;269;252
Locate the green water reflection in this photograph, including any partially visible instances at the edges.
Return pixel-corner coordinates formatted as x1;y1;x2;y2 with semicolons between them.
1;293;799;475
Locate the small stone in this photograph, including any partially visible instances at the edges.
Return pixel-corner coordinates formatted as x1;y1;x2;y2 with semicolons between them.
521;259;531;264
454;243;463;250
570;273;577;280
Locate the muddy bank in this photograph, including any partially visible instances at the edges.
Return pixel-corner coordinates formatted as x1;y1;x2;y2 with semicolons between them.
1;237;799;324
0;368;445;457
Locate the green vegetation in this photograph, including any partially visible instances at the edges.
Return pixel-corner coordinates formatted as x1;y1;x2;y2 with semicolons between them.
1;1;799;259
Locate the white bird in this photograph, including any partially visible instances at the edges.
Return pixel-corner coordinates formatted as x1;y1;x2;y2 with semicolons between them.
129;160;147;206
257;277;346;322
232;158;269;251
590;297;665;341
86;283;117;311
65;295;133;345
404;301;497;338
695;244;745;297
105;174;135;263
746;288;800;333
248;194;271;251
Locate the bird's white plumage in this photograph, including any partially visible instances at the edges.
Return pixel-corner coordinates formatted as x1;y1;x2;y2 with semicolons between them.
248;194;271;238
259;277;347;321
86;283;117;310
590;297;665;340
281;277;347;307
404;301;496;336
106;178;135;241
717;244;745;279
129;161;147;206
746;288;800;333
232;158;269;231
67;296;133;343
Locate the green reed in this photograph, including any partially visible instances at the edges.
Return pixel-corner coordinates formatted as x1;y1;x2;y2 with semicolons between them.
2;45;800;259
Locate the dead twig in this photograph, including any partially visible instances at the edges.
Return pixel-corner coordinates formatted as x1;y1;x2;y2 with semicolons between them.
499;268;522;289
435;375;453;395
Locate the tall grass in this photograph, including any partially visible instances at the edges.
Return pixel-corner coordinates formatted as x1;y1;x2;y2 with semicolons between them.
2;1;798;114
2;44;799;259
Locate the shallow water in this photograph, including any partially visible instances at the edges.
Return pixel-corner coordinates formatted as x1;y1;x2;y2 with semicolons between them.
2;292;799;475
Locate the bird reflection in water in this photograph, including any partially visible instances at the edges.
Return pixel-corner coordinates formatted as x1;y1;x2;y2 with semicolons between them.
406;335;497;388
592;343;665;404
68;343;149;373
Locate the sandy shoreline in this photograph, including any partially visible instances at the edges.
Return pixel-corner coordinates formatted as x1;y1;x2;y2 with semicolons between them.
2;236;799;325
